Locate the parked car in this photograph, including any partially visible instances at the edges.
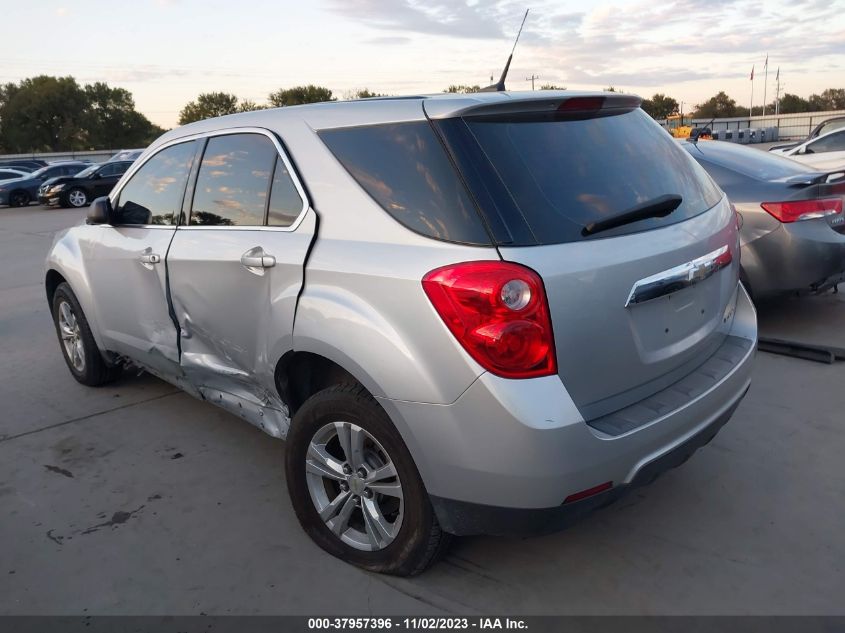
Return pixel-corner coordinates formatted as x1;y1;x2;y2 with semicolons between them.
45;93;756;575
769;115;845;153
0;161;88;207
38;160;134;207
0;158;47;171
683;139;845;299
0;167;29;182
108;149;144;162
769;128;845;171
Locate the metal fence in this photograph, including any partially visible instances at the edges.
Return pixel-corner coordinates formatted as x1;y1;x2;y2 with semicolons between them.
658;109;845;140
0;149;119;163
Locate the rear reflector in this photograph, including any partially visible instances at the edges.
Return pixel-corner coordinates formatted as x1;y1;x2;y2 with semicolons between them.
563;481;613;504
761;198;843;223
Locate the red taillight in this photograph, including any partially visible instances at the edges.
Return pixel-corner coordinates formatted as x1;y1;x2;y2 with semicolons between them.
422;261;557;379
761;198;843;223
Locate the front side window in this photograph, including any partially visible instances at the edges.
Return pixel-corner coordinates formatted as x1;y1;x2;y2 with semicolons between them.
807;131;845;154
113;140;196;225
190;133;277;226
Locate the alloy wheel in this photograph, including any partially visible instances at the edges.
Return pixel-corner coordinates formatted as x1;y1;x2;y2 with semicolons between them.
58;300;85;372
305;421;404;551
68;189;87;207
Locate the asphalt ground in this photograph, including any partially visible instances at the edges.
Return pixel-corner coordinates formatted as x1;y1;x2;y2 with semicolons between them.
1;204;843;615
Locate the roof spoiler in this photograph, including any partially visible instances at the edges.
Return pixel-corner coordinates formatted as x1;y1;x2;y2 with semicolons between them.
430;94;643;120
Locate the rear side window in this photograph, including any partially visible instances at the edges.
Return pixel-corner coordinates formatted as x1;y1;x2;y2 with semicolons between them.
267;157;304;227
319;122;491;245
450;109;722;244
113;140;196;225
190;133;277;226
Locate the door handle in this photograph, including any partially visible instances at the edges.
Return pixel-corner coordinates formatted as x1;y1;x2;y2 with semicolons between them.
139;253;161;264
240;250;276;269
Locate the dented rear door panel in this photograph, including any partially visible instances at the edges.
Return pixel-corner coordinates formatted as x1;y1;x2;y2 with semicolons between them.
166;210;317;436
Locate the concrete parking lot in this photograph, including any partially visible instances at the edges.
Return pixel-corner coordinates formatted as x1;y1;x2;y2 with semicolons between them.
1;204;844;615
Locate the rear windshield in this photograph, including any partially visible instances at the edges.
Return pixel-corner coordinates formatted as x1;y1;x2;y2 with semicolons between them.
319;122;491;245
446;108;722;244
684;140;817;180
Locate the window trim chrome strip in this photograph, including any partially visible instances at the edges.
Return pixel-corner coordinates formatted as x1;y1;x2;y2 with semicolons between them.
109;126;310;233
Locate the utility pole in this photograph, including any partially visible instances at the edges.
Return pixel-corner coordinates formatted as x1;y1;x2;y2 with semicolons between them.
526;74;539;90
775;67;781;115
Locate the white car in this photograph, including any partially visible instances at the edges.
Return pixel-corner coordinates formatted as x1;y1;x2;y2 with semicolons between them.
770;128;845;171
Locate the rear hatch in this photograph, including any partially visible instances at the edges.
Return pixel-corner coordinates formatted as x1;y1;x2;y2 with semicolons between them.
429;95;741;419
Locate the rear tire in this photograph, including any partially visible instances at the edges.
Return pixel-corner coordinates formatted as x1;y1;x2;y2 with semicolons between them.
51;282;120;386
286;383;450;576
9;190;30;207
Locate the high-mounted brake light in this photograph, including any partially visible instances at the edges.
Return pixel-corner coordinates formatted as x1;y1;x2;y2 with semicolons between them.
422;261;557;379
557;97;605;112
761;198;843;223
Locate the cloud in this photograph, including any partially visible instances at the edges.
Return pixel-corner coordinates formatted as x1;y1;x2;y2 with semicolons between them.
327;0;508;39
366;36;412;45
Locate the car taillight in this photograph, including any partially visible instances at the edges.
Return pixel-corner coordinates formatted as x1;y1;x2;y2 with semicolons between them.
422;261;557;379
761;198;843;223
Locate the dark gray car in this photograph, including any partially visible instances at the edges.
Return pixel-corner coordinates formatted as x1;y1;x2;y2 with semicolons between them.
682;139;845;299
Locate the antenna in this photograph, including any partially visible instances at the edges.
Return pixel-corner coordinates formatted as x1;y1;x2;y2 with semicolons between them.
480;9;529;93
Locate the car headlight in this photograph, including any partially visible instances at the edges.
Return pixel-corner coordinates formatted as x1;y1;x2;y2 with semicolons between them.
52;184;65;192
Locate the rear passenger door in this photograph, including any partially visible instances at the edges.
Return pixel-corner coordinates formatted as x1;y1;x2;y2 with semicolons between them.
167;130;315;417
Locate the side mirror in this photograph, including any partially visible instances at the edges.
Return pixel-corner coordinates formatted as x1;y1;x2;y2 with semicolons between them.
87;197;112;225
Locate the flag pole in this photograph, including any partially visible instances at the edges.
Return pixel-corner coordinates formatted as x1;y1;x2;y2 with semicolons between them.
762;54;768;116
749;65;754;119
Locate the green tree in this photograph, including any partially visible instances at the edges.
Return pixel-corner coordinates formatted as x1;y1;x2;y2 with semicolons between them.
268;85;335;107
344;88;385;99
444;85;482;93
0;76;89;152
777;93;810;114
178;92;240;125
539;83;567;90
692;91;742;118
641;93;679;119
819;88;845;110
237;99;266;113
604;86;619;92
84;82;162;148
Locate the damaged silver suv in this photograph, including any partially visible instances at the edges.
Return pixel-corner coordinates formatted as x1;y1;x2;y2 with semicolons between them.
45;91;757;575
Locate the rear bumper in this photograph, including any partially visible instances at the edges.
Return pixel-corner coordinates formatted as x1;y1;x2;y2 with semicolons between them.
378;284;756;536
744;220;845;298
430;392;744;536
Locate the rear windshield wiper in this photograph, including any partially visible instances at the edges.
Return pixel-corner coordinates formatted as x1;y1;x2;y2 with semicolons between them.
581;194;683;237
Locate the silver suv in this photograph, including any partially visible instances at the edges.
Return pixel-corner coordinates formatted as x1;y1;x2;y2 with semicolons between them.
45;91;757;575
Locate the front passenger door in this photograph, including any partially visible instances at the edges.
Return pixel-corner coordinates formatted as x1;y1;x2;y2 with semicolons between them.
87;141;198;374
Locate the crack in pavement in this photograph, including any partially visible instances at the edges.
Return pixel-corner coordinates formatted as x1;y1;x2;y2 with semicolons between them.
0;391;180;444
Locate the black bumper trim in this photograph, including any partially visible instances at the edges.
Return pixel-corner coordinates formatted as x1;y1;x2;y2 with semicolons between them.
430;391;746;537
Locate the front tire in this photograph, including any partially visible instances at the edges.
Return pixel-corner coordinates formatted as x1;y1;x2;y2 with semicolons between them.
286;383;450;575
66;187;89;208
51;282;120;386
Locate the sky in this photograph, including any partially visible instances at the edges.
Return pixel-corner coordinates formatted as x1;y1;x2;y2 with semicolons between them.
3;0;844;128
